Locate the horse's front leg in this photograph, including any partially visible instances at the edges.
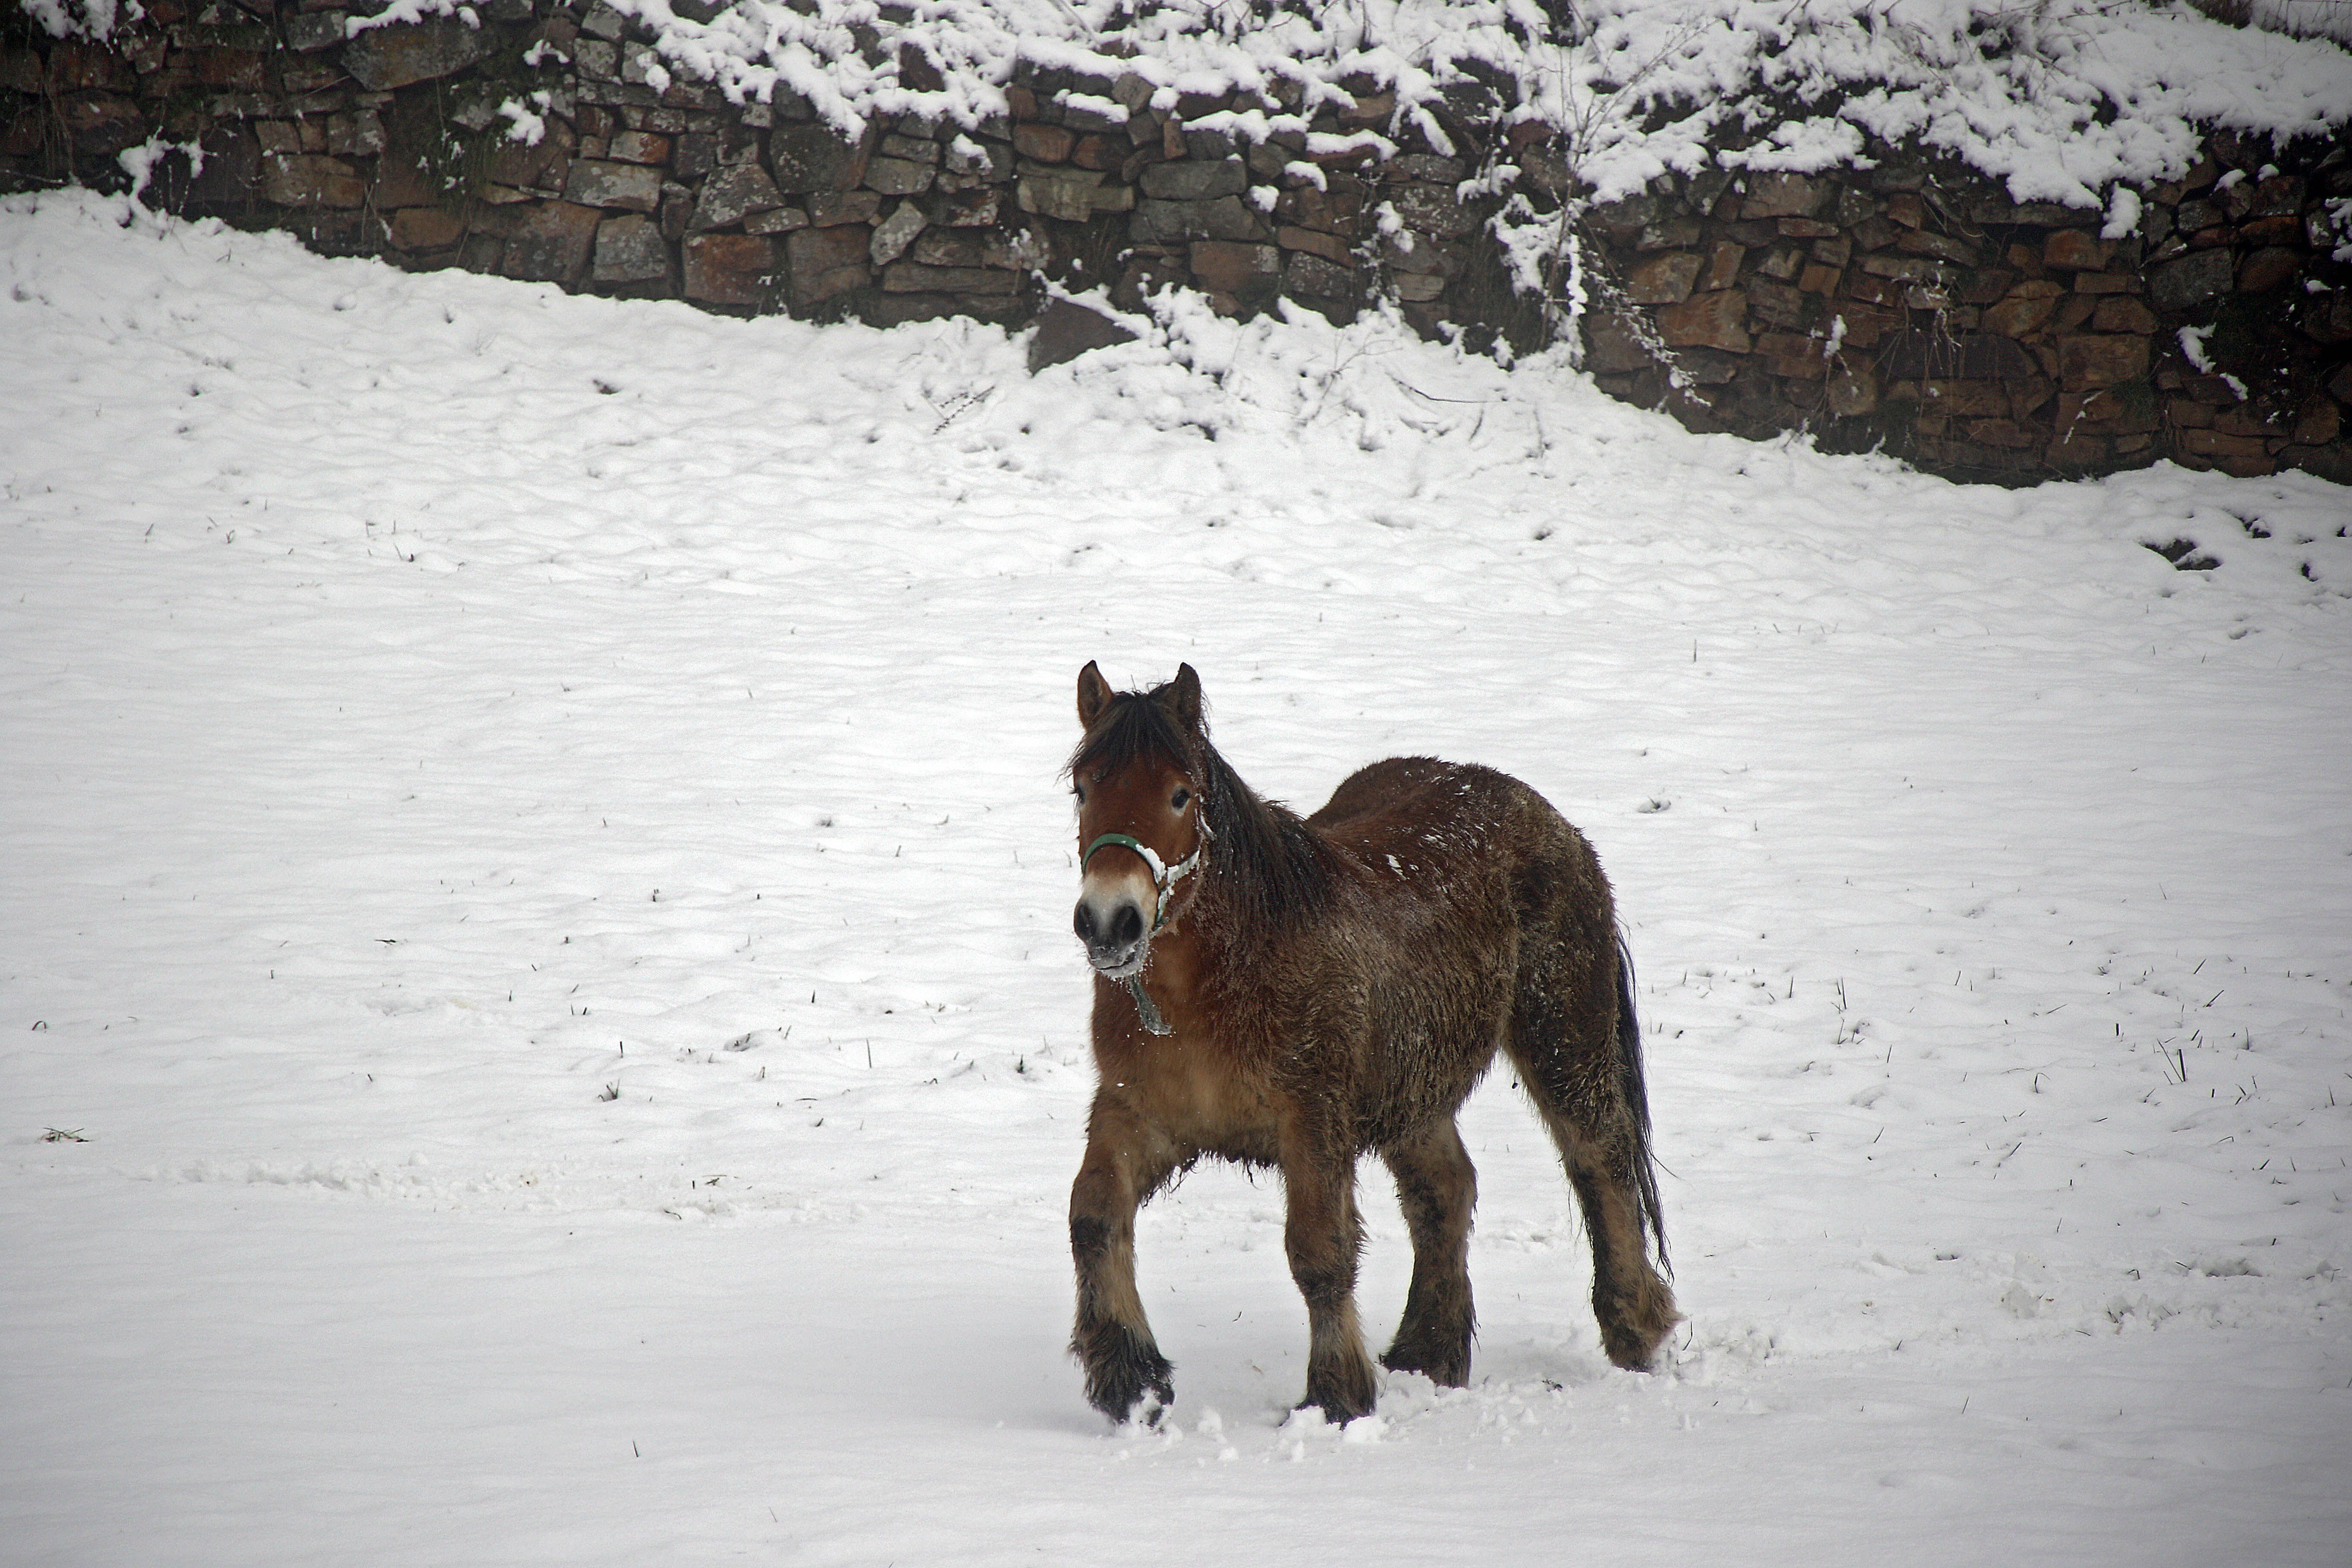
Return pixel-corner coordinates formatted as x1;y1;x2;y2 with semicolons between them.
1069;1096;1181;1424
1280;1110;1378;1423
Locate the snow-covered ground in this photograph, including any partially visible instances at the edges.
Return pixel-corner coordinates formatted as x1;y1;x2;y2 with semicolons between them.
3;190;2348;1565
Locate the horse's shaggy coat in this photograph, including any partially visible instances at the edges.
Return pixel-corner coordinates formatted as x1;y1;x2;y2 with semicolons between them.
1065;663;1677;1424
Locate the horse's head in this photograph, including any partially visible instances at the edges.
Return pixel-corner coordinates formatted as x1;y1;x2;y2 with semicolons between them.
1068;661;1212;978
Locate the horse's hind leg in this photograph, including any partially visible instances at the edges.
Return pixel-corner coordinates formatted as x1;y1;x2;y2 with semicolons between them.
1069;1099;1182;1423
1378;1119;1477;1386
1507;959;1678;1370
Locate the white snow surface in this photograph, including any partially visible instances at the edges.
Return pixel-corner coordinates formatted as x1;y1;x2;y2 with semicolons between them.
3;190;2351;1564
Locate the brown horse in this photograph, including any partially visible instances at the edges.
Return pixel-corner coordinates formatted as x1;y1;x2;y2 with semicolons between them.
1064;662;1678;1426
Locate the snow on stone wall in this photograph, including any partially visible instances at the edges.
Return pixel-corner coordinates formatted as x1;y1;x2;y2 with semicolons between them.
3;0;2349;484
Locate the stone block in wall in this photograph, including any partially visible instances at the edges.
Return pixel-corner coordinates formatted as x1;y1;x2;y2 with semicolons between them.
2043;230;2113;271
881;262;1019;295
1392;272;1445;303
1698;242;1743;291
2297;290;2352;346
785;224;870;307
1825;300;1905;348
864;156;934;196
567;159;662;214
47;91;142;165
573;39;621;82
1736;172;1828;221
869;201;927;263
1014;123;1074;163
936;188;1000;228
1954;266;2013;307
1583;310;1661;374
692;161;784;229
1388;182;1480;239
1286;251;1357;300
1019;166;1131;222
389;207;466;250
2072;270;2138;295
2056;385;2159;435
1190;240;1279;297
2148;248;2234;311
1757;331;1829;379
683;233;773;305
2056;334;2150;391
592;213;669;282
1623;251;1701;305
1028;297;1137;371
1746;278;1811;331
2291;395;2342;445
283;12;346;52
327;110;387;159
1277;176;1367;236
610;130;670;165
1132;196;1267;246
1963;417;2040;449
771;124;865;193
1891;379;2009;417
188;47;270;92
1139;158;1247;202
743;206;808;236
502;200;603;283
2176;426;2272;460
2091;297;2159;334
344;18;495;92
808;191;884;227
1983;280;2062;337
1859;251;1953;286
2240;213;2303;247
260;153;364;208
1825;359;1878;416
1277;225;1351;265
1656;290;1751;353
1881;330;2037;381
489;124;574;191
1636;215;1703;251
2237;248;2301;294
1897;227;1981;266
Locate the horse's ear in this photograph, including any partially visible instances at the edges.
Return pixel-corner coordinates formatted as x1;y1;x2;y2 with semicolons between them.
1161;663;1204;730
1077;661;1113;728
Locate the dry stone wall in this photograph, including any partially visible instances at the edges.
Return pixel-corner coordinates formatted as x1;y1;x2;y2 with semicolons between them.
0;0;1511;340
1574;133;2352;486
5;0;2349;488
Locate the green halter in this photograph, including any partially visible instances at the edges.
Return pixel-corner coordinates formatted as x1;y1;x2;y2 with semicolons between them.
1080;827;1207;935
1081;822;1210;1037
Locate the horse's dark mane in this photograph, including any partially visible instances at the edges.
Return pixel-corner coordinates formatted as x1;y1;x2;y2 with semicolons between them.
1069;683;1331;943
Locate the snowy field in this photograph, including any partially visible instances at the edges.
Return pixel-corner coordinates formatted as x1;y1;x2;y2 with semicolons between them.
3;189;2349;1565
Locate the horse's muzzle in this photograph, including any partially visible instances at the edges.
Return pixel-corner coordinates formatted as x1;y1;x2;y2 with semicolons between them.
1073;894;1148;977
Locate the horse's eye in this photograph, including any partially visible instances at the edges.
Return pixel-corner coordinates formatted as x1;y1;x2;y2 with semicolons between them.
1073;784;1086;805
1171;787;1191;811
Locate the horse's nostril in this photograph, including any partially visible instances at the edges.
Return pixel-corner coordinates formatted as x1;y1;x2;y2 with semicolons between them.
1111;905;1143;946
1073;902;1096;942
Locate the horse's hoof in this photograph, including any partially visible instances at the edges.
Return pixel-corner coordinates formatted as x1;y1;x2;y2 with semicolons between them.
1082;1335;1174;1426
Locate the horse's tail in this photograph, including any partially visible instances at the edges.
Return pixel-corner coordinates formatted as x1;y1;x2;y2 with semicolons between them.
1614;930;1669;1271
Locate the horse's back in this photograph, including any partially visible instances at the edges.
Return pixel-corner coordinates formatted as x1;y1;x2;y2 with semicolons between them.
1310;756;1582;868
1309;755;1515;835
1309;754;1612;964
